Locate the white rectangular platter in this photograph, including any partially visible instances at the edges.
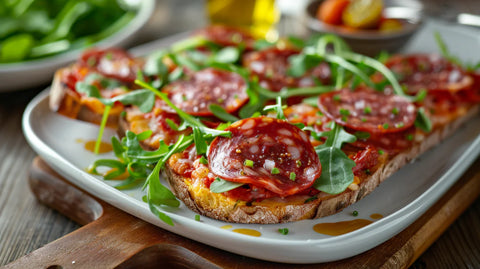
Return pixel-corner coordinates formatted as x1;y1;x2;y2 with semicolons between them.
22;20;480;263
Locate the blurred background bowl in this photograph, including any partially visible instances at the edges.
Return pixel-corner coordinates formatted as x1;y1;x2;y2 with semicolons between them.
303;0;423;56
0;0;154;92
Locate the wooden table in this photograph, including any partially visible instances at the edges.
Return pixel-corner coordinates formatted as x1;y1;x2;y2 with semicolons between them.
1;0;479;267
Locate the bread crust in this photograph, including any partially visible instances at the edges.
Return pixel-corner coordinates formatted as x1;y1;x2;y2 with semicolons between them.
163;106;479;224
49;67;121;128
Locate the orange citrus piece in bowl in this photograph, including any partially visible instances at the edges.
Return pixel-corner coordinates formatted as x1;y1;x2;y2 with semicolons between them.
342;0;383;29
317;0;351;25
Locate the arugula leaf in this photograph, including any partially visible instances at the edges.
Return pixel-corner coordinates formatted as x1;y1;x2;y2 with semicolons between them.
42;1;91;42
209;104;240;122
256;84;333;99
113;176;144;190
434;32;462;66
263;96;286;120
335;67;345;89
302;96;320;107
238;80;266;118
170;53;202;72
136;130;154;141
84;73;122;89
253;39;276;50
111;135;126;160
315;122;357;148
0;33;34;62
89;159;126;179
314;147;356;194
146;161;180;207
170;36;209;53
287;36;306;49
124;132;172;162
135;79;231;138
238;78;332;119
322;54;375;89
287;53;322;77
315;34;351;55
144;50;169;77
414;107;432;133
193;127;207;155
92;104;111;154
75;81;101;97
210;177;244;193
110;90;155;113
212;46;241;64
313;122;357;194
141;134;195;225
168;67;184;82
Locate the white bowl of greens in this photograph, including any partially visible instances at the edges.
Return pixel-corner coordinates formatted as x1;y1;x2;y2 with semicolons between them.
0;0;154;92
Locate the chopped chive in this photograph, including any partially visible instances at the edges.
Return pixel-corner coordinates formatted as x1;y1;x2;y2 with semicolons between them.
339;108;350;116
87;57;96;67
244;159;254;167
354;131;371;139
391;107;399;115
271;167;280;174
199;156;208;165
361;117;367;122
278;228;289;235
365;169;371;175
195;214;201;221
364;106;372;114
395;122;405;128
105;52;113;60
382;123;389;129
333;94;341;101
352;210;359;217
406;133;413;141
289;172;296;181
296;160;302;168
378;149;384;155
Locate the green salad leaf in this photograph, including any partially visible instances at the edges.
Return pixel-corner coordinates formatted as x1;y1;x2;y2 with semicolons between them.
313;123;357;194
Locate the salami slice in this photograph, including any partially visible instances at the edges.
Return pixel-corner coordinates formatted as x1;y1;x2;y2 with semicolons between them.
162;68;248;116
194;25;256;49
79;48;141;83
353;127;415;155
318;88;417;134
208;117;322;196
382;54;473;94
243;47;331;92
349;145;380;176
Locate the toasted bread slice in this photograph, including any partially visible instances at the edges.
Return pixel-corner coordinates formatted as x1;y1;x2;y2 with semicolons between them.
163;106;478;224
49;67;123;128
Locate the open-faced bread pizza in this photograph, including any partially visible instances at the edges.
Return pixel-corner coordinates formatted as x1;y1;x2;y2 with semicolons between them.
49;26;480;224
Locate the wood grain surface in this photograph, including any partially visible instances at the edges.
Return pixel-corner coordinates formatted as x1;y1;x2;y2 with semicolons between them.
4;157;480;268
1;0;480;268
7;157;480;269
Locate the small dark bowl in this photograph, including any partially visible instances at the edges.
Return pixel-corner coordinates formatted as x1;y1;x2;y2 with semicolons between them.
303;0;423;56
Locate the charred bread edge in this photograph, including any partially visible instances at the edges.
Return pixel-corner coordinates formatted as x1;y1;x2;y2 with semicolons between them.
49;67;120;128
163;106;479;224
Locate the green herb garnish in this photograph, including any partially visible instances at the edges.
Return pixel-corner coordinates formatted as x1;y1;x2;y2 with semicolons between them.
313;122;357;194
244;159;254;167
210;177;244;193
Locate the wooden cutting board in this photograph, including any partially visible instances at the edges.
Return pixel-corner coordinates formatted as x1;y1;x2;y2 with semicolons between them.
5;157;480;268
